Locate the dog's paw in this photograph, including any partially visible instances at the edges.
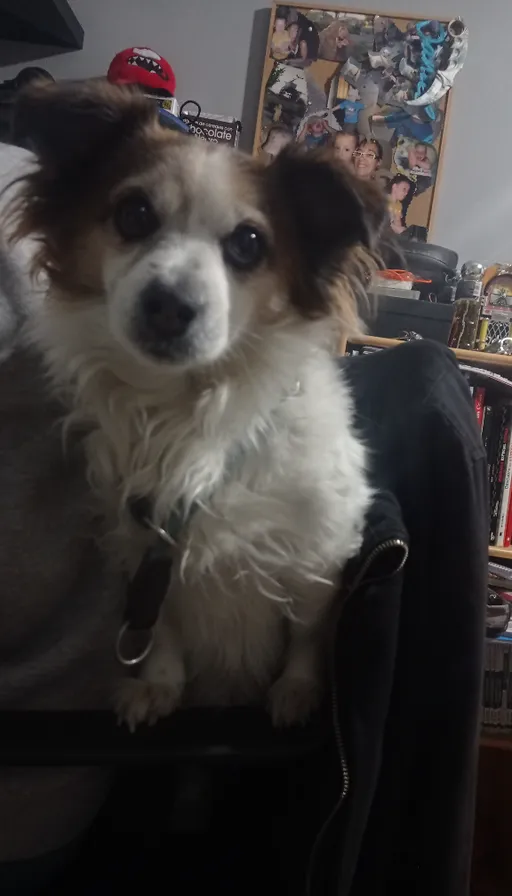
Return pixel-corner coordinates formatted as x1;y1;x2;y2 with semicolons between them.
267;675;322;728
115;677;183;732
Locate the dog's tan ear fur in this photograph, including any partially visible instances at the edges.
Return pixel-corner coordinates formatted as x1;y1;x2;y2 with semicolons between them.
13;79;157;172
8;81;160;284
265;146;387;332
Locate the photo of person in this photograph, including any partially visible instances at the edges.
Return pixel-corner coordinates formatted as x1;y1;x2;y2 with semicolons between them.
285;9;319;67
370;107;440;145
332;130;358;164
260;125;294;162
269;8;320;67
271;8;292;60
385;174;415;234
353;136;383;180
339;72;380;140
263;62;308;130
318;19;352;62
333;84;364;131
394;137;437;179
393;137;438;196
409;143;432;173
296;113;332;149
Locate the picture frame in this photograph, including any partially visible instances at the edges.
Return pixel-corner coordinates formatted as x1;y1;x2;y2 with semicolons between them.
253;4;458;239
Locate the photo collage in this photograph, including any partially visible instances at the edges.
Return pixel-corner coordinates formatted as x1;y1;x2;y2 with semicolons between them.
255;6;452;238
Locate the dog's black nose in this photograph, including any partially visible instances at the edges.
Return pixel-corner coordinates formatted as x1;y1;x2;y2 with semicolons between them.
139;281;197;343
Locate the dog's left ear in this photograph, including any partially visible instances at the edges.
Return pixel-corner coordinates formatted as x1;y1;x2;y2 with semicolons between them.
265;147;387;321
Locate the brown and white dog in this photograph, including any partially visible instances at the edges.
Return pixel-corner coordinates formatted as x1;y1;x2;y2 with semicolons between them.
9;82;386;729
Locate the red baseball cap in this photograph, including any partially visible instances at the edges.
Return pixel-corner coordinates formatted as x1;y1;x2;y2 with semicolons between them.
107;47;176;97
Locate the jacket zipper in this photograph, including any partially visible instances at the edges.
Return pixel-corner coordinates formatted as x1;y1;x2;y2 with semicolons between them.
306;537;409;896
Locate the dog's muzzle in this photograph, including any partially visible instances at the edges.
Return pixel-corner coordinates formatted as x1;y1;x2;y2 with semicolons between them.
133;278;199;360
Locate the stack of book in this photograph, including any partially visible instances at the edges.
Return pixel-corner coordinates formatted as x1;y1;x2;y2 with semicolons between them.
484;637;512;729
484;563;512;731
458;370;512;733
469;380;512;547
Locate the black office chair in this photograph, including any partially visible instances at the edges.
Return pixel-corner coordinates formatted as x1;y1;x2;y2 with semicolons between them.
1;707;332;895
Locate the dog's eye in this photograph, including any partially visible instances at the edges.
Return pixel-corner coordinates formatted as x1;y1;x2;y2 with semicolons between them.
113;192;160;242
222;224;267;272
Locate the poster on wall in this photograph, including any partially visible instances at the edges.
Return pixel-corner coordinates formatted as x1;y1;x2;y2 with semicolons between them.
253;5;468;239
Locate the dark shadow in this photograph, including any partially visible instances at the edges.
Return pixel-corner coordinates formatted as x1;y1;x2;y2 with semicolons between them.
239;7;271;153
0;0;83;49
0;40;77;67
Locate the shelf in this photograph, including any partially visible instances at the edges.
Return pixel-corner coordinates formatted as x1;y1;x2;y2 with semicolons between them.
0;0;83;49
349;337;512;753
345;337;512;561
0;1;83;68
345;338;512;561
455;347;512;371
347;336;512;375
481;733;512;751
489;546;512;560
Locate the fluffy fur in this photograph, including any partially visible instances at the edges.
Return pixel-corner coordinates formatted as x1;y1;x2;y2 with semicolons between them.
7;81;386;729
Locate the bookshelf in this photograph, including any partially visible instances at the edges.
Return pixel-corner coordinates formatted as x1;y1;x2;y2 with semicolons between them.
347;335;512;374
481;734;512;751
489;546;512;560
346;336;512;752
346;336;512;561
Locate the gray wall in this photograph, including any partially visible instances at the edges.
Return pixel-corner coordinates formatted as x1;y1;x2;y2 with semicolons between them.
0;0;509;264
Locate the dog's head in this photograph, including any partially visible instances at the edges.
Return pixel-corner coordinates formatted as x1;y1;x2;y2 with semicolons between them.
10;81;386;370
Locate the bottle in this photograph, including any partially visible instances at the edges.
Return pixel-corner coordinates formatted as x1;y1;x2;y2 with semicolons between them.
449;298;481;349
455;261;485;301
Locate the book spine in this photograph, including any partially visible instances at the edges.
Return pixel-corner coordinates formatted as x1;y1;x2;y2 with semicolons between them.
495;642;502;726
506;643;512;729
501;644;510;727
484;641;491;726
474;387;485;429
508;647;512;727
492;641;501;728
482;406;494;461
489;560;512;583
489;640;494;726
490;642;496;726
493;642;498;726
488;406;502;486
505;485;512;547
498;434;512;546
501;643;508;727
488;408;501;541
490;409;509;544
505;493;512;547
496;642;503;726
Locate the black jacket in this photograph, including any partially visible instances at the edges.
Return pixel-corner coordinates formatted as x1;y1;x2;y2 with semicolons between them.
310;340;487;896
0;342;487;896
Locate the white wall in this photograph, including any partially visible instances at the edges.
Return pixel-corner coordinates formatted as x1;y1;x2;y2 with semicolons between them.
0;0;510;265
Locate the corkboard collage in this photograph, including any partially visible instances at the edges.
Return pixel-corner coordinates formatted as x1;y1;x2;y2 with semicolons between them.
253;4;453;239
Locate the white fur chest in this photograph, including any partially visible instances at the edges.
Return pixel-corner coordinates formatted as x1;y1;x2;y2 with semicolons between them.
98;354;370;708
87;350;370;584
42;317;371;715
170;565;285;706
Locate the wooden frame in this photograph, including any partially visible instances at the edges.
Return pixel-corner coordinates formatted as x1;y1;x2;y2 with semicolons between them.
253;4;455;239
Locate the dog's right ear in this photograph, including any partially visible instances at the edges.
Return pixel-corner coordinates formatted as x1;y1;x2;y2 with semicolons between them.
7;81;159;285
13;80;157;172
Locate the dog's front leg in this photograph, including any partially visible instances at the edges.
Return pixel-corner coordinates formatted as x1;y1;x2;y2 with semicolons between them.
116;613;186;732
267;579;335;728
